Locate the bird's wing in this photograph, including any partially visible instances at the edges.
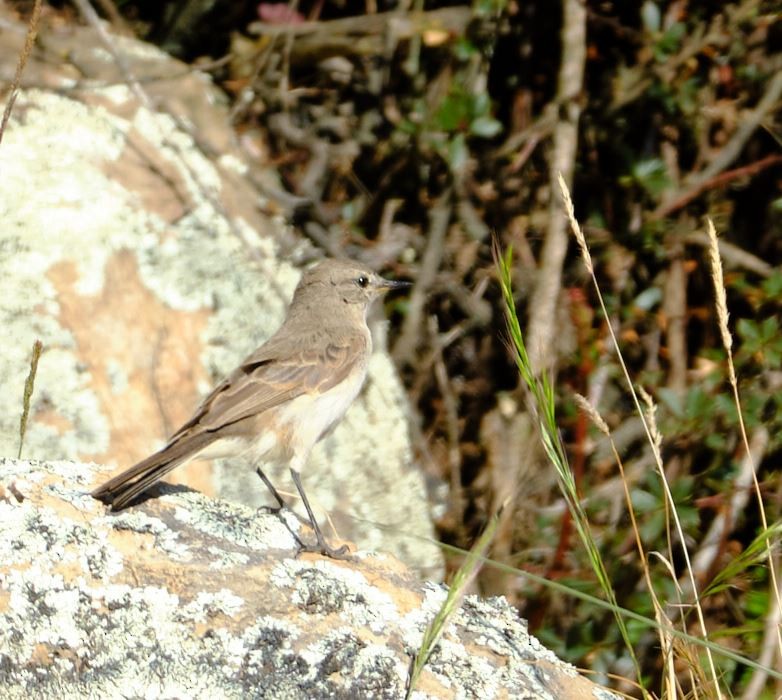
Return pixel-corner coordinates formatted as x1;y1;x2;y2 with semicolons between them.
170;327;368;438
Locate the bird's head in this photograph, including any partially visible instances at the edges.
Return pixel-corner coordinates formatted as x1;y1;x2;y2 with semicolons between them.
297;258;411;311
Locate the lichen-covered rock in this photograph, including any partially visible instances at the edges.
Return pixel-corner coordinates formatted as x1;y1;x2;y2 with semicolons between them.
0;7;439;576
0;459;617;699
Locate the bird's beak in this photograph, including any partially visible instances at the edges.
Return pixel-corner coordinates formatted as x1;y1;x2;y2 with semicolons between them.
377;277;412;291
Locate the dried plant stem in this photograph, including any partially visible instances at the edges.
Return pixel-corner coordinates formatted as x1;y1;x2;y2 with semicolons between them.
0;0;42;147
706;219;782;663
559;174;723;698
496;241;648;695
575;393;678;698
405;505;502;699
18;340;43;459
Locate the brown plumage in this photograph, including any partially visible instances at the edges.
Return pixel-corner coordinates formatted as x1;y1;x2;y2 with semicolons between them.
91;258;410;557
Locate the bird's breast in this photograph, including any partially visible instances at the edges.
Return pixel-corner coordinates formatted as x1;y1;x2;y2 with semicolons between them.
254;361;369;463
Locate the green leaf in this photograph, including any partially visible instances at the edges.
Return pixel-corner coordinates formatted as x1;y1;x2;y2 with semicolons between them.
631;158;672;197
760;316;779;341
454;37;477;60
633;287;662;311
472;91;491;117
434;92;471;132
641;511;665;541
630;489;658;512
704;432;726;451
654;22;686;60
469;115;503;138
737;318;758;343
641;1;661;33
761;271;782;298
657;387;683;417
447;134;468;172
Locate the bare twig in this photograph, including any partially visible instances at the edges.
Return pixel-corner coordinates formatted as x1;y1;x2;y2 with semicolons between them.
393;189;452;364
92;0;133;35
662;242;687;394
302;222;344;259
248;5;472;41
428;316;462;513
71;0;152;109
651;61;782;219
652;153;782;220
494;102;557;160
15;54;234;93
525;0;586;373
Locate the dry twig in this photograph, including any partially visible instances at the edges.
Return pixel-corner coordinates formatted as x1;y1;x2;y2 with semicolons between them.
393;189;452;365
651;65;782;220
525;0;586;373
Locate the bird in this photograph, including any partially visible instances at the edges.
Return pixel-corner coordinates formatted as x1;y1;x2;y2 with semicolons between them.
91;258;411;558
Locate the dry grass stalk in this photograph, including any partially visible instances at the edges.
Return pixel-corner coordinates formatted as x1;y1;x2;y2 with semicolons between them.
558;174;723;698
706;218;782;670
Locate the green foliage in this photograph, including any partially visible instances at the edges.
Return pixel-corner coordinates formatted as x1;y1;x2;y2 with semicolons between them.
703;522;782;598
414;84;503;172
632;472;699;543
653;22;687;61
656;293;782;448
630;158;672;198
760;271;782;299
736;316;782;367
473;0;507;17
391;22;502;175
433;88;501;138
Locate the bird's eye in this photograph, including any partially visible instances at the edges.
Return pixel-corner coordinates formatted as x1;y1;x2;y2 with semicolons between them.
356;275;369;288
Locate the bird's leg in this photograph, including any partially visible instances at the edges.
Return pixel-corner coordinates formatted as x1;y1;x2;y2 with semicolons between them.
254;466;286;512
290;468;350;560
254;465;308;550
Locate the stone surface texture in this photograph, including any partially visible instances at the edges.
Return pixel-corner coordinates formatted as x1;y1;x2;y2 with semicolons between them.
0;459;618;699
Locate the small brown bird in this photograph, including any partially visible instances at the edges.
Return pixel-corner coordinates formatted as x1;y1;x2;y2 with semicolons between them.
92;258;410;558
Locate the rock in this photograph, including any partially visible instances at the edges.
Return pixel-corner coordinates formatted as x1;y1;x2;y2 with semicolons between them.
0;7;439;576
0;459;618;699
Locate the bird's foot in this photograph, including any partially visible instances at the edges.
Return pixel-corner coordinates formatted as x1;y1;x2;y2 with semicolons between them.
297;536;352;561
256;503;283;516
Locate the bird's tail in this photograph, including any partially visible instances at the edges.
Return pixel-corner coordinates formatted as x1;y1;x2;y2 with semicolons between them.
91;432;216;510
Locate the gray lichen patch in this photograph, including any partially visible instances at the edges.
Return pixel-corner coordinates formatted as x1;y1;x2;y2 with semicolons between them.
102;510;191;561
171;490;300;553
271;558;400;635
0;501;122;582
236;618;406;700
1;458;618;699
177;589;245;624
